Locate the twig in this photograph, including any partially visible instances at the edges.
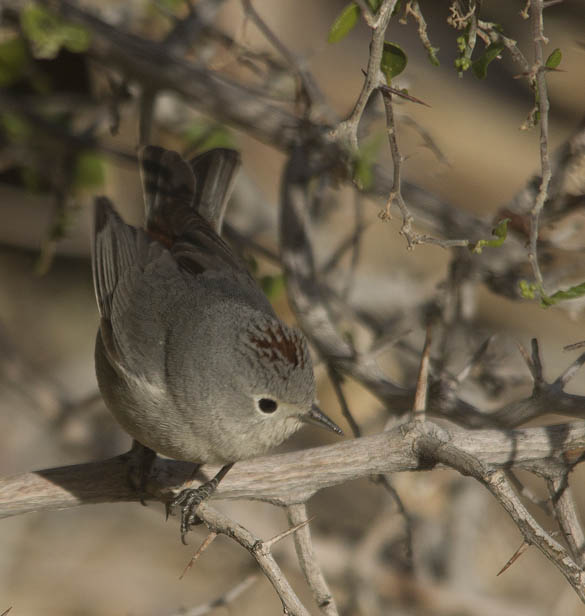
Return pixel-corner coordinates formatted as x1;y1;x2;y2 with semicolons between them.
240;0;322;113
195;502;311;616
379;82;410;241
414;436;585;602
373;474;414;569
380;89;468;249
528;0;552;295
553;351;585;389
548;475;585;568
334;0;399;150
327;366;361;438
287;504;339;616
175;574;258;616
507;470;552;514
403;0;438;66
320;219;373;276
456;336;494;384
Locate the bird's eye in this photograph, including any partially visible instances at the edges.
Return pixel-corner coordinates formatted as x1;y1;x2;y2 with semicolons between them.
258;398;278;414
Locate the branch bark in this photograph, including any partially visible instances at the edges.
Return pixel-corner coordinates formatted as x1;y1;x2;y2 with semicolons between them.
2;420;585;518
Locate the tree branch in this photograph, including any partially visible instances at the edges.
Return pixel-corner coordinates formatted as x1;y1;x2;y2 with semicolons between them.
2;420;585;518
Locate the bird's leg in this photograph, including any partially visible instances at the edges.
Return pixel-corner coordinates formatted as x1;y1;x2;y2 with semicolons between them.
167;463;234;544
125;440;157;505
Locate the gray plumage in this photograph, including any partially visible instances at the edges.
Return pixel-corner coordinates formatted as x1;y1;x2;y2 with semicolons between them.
92;146;339;465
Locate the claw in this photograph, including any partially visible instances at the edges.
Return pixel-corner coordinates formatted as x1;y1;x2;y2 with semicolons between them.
167;463;234;542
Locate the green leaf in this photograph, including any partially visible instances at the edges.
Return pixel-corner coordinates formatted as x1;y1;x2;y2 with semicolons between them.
327;3;360;44
381;42;407;84
471;42;505;79
545;48;562;69
0;37;29;87
260;274;285;301
540;282;585;308
470;218;510;254
74;151;105;189
21;4;90;60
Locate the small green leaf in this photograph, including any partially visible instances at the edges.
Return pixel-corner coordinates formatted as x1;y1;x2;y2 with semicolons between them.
0;37;29;87
327;3;360;44
74;151;105;189
545;48;562;69
470;218;510;254
540;281;585;308
471;42;505;79
381;42;407;83
261;274;285;301
21;3;90;60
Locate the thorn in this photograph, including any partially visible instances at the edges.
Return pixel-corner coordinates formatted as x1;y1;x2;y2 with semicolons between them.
497;540;530;576
263;515;317;551
179;531;218;579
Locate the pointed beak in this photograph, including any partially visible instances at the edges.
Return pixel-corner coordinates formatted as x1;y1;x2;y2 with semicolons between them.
301;404;343;435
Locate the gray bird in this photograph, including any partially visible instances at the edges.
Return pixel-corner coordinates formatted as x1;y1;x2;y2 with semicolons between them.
91;146;341;538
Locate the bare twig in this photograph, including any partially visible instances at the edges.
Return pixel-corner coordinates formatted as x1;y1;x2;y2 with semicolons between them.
174;574;258;616
528;0;552;295
380;88;469;249
414;436;585;601
287;504;339;616
328;367;361;438
507;470;552;514
240;0;323;113
195;503;311;616
548;475;585;568
334;0;399;150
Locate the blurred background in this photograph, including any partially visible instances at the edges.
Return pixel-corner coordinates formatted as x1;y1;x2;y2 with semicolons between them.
1;1;585;614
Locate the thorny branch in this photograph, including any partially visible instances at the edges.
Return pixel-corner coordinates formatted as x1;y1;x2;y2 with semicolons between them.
528;0;552;296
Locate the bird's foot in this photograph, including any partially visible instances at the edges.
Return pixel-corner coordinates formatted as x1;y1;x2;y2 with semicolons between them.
125;440;157;506
167;463;234;544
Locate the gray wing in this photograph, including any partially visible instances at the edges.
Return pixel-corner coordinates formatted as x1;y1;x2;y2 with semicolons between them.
92;197;177;382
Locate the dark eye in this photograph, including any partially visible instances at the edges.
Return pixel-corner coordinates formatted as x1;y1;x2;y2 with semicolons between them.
258;398;278;413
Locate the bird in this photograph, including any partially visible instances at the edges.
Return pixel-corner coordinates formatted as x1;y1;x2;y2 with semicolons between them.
91;145;342;539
